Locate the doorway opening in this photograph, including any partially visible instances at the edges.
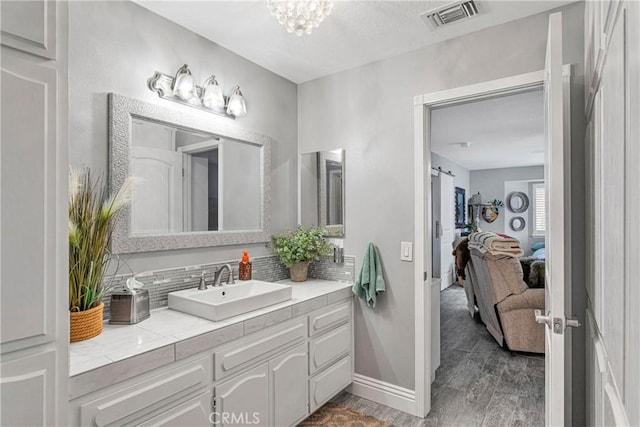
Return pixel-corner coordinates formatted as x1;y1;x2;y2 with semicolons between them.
429;88;547;424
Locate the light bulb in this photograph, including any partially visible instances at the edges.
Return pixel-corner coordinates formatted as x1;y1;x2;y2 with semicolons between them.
201;75;225;113
226;86;247;118
172;64;195;101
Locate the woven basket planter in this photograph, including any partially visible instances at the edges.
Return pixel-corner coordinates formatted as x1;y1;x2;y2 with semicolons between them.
70;303;104;343
289;262;310;282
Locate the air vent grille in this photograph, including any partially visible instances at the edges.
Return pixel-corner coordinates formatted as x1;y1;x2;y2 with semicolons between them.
420;0;480;30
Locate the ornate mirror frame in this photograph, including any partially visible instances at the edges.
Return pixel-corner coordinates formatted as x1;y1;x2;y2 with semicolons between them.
109;93;272;254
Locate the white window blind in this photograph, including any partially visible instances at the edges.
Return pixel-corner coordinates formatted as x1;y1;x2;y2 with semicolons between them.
533;183;546;234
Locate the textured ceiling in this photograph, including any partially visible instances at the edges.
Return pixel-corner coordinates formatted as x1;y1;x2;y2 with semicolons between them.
430;89;544;171
135;1;575;83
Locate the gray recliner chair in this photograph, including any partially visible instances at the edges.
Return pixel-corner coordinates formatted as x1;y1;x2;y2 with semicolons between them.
469;249;545;353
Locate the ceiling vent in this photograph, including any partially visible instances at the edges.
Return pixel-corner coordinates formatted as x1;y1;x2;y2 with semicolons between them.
420;0;480;30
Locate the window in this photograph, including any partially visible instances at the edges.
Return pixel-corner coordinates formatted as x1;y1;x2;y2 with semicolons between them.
532;182;546;235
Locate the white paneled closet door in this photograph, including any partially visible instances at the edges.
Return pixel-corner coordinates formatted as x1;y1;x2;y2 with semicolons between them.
431;172;454;290
584;1;639;426
0;1;69;425
438;173;454;290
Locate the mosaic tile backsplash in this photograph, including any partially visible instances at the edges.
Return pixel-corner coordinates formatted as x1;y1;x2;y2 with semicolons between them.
103;254;355;320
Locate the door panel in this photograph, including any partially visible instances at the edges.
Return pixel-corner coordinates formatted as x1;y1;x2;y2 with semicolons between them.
270;344;308;427
431;175;441;279
215;363;269;427
598;8;626;394
0;53;58;351
439;173;454;289
585;2;635;425
542;11;570;427
0;350;56;426
0;0;56;59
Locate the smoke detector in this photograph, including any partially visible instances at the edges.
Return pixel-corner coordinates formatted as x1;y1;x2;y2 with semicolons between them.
420;1;480;31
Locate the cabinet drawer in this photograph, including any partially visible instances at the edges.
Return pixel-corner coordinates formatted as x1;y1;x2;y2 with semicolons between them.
309;324;350;375
214;317;306;380
309;356;352;412
80;355;212;427
135;390;212;427
308;301;351;337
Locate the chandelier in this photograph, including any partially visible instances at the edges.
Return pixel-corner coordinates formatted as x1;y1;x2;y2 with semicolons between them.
267;0;333;36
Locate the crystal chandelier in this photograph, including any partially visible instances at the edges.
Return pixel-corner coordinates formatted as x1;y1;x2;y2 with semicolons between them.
267;0;333;36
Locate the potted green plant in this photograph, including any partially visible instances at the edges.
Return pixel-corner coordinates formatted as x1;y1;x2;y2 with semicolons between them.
68;168;133;342
271;226;334;282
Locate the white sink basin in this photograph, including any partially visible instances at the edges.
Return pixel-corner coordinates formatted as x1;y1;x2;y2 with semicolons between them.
168;280;293;322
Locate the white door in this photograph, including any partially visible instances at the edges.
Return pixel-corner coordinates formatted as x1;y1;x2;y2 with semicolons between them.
438;173;455;289
214;363;269;427
130;146;184;234
537;11;575;427
431;174;442;280
269;344;308;427
432;172;454;290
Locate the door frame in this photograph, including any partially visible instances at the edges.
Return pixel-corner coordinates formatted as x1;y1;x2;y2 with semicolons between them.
412;67;571;417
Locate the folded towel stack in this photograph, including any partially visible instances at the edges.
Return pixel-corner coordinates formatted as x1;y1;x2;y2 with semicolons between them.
468;231;524;258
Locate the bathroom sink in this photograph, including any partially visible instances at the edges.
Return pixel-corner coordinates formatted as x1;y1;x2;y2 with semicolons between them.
168;280;292;321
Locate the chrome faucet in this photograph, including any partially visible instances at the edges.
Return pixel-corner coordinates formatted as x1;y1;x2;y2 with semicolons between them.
212;264;235;287
197;272;208;290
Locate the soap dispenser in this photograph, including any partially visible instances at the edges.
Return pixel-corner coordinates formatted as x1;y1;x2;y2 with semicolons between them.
239;251;252;280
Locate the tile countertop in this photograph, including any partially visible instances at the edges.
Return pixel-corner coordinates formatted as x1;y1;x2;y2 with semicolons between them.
69;279;352;378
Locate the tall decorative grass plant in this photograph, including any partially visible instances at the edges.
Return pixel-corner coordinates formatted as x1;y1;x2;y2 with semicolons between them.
68;168;133;341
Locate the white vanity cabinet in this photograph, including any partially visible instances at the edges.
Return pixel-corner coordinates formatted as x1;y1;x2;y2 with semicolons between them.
69;297;353;427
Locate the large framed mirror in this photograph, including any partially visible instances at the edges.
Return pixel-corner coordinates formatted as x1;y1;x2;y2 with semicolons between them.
299;149;345;237
109;93;271;253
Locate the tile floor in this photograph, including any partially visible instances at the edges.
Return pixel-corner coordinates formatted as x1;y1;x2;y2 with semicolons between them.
328;285;545;426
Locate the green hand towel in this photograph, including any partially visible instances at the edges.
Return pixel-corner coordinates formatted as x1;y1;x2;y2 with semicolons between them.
352;243;386;307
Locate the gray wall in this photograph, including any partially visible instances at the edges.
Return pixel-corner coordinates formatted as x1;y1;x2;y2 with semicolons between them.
69;1;298;272
469;166;544;234
298;7;585;423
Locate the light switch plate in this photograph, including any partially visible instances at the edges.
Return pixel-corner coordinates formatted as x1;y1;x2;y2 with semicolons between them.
401;241;413;262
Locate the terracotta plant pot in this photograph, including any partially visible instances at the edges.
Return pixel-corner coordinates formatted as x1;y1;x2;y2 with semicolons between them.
289;262;310;282
70;303;104;343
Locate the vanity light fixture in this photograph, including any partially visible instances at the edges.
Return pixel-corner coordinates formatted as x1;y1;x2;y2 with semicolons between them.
226;86;247;118
172;64;196;101
148;66;247;119
201;75;225;113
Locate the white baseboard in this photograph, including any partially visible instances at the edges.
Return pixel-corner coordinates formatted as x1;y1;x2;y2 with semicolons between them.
347;373;417;415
